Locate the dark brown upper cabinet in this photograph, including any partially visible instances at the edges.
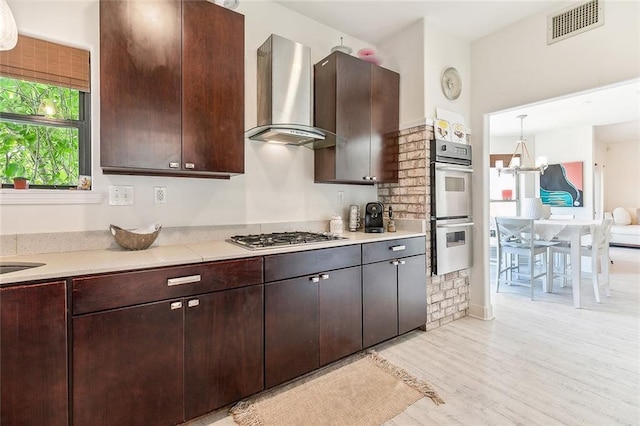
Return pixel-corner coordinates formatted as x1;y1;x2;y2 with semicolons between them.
314;51;399;184
100;0;244;179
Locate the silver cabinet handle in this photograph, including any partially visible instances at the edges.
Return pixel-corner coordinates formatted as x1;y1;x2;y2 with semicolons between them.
310;276;320;283
399;260;406;265
169;162;179;169
187;299;199;308
185;163;195;169
391;260;399;266
371;176;377;181
391;245;406;252
167;274;201;286
320;273;329;280
170;301;182;310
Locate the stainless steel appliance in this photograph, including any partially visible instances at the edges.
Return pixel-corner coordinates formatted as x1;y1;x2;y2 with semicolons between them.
228;231;346;250
431;139;473;275
244;34;327;146
364;202;385;233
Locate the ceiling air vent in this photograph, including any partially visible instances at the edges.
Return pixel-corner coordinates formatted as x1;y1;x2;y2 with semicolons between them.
547;0;604;45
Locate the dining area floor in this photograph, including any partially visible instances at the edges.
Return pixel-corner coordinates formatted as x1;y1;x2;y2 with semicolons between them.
193;247;639;426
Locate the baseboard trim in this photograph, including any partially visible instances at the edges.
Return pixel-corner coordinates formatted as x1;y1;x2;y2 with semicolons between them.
468;302;495;321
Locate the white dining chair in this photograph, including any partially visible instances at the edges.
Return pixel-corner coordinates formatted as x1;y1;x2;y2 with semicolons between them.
495;217;554;300
546;218;612;303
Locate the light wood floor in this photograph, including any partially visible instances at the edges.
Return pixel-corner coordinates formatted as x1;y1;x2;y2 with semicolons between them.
189;246;640;426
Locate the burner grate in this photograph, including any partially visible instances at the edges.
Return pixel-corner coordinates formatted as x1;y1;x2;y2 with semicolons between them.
229;231;346;250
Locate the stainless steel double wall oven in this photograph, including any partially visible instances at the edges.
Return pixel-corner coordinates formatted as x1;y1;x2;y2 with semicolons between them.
430;139;473;275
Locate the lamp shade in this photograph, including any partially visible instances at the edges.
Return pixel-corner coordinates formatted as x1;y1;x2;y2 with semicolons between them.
0;0;18;51
520;197;545;219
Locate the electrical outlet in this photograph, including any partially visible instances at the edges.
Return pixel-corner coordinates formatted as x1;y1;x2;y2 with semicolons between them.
337;191;345;204
154;186;167;204
108;185;134;205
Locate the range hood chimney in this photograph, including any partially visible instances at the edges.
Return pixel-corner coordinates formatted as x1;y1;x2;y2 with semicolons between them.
245;34;329;147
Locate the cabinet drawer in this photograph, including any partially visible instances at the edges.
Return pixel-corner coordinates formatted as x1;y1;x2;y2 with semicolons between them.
362;236;425;264
264;245;360;282
72;258;263;315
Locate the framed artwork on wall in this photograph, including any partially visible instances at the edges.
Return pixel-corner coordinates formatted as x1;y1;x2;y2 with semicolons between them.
540;161;583;207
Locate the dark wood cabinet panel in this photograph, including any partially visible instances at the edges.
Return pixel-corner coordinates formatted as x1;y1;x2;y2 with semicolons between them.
371;65;400;182
362;260;398;348
184;285;264;419
314;51;399;184
1;281;68;426
100;0;182;171
264;245;360;282
362;236;426;265
182;0;244;175
398;254;427;334
72;258;262;315
265;276;319;388
319;266;362;366
100;0;244;178
72;300;184;426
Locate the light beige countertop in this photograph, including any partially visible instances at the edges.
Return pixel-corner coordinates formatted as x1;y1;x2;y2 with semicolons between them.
0;231;425;286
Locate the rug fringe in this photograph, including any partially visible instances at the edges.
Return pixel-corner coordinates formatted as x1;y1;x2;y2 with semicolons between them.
229;400;263;426
365;350;445;406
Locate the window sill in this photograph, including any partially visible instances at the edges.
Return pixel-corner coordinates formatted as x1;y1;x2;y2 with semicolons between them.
0;189;103;205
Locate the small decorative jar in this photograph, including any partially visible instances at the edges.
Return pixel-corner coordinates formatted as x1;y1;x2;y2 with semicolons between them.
329;214;344;234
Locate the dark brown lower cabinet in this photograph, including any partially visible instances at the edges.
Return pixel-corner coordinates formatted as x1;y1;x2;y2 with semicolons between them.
319;266;362;366
72;300;185;426
184;285;264;419
362;260;399;348
362;253;427;348
265;265;362;388
398;254;427;334
265;275;319;388
1;281;68;426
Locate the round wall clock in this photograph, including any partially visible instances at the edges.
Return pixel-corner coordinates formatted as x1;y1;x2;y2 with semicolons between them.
441;67;462;100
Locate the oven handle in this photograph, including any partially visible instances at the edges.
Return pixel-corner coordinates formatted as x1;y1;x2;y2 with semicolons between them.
435;165;473;173
437;222;474;228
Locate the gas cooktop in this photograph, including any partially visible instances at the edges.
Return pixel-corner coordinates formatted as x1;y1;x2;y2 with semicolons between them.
228;231;347;250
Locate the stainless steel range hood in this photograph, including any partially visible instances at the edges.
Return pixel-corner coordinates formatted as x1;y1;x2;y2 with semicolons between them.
245;34;330;148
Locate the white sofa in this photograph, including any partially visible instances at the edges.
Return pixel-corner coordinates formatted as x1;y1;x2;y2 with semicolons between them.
607;207;640;248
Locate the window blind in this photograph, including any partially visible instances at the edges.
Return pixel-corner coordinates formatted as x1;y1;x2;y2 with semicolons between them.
0;35;90;92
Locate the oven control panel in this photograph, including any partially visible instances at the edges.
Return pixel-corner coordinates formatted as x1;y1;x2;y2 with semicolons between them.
432;139;472;165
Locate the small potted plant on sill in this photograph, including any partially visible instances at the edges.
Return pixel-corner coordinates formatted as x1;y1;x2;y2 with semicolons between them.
13;177;29;189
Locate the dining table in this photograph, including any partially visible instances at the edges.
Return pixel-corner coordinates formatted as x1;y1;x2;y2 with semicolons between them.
534;218;602;308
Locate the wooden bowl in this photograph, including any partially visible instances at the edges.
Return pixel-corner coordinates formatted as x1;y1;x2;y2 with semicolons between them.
110;224;162;250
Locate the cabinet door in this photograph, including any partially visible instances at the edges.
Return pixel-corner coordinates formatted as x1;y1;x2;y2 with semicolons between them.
319;266;362;366
100;0;182;172
1;281;68;426
398;255;427;334
182;0;244;175
370;65;399;183
335;53;372;182
73;300;184;426
184;285;264;419
265;277;319;388
362;261;398;348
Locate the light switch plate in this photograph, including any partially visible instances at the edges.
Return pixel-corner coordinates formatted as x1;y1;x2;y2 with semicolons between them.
109;186;134;205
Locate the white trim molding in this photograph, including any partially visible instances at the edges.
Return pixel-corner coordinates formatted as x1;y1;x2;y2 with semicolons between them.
0;189;103;205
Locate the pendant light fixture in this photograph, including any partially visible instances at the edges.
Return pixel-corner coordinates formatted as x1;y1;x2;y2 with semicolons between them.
497;114;547;175
0;0;18;51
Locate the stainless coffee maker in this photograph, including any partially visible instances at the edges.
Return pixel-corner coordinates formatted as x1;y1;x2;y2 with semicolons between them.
364;202;384;233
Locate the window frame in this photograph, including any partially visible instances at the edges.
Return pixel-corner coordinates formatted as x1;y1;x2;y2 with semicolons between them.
0;88;91;189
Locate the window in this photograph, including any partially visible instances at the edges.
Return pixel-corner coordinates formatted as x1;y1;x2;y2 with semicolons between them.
0;35;91;188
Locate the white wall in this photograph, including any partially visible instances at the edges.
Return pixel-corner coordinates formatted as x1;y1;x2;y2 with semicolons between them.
535;126;594;219
470;0;640;320
1;0;379;235
378;19;425;128
603;140;640;210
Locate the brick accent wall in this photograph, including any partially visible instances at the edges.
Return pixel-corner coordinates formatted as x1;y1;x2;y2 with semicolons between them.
378;123;470;331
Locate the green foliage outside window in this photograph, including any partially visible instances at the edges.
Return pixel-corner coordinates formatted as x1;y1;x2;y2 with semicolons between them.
0;77;82;186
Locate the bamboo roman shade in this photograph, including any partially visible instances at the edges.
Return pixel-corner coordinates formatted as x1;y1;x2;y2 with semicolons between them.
0;35;90;92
